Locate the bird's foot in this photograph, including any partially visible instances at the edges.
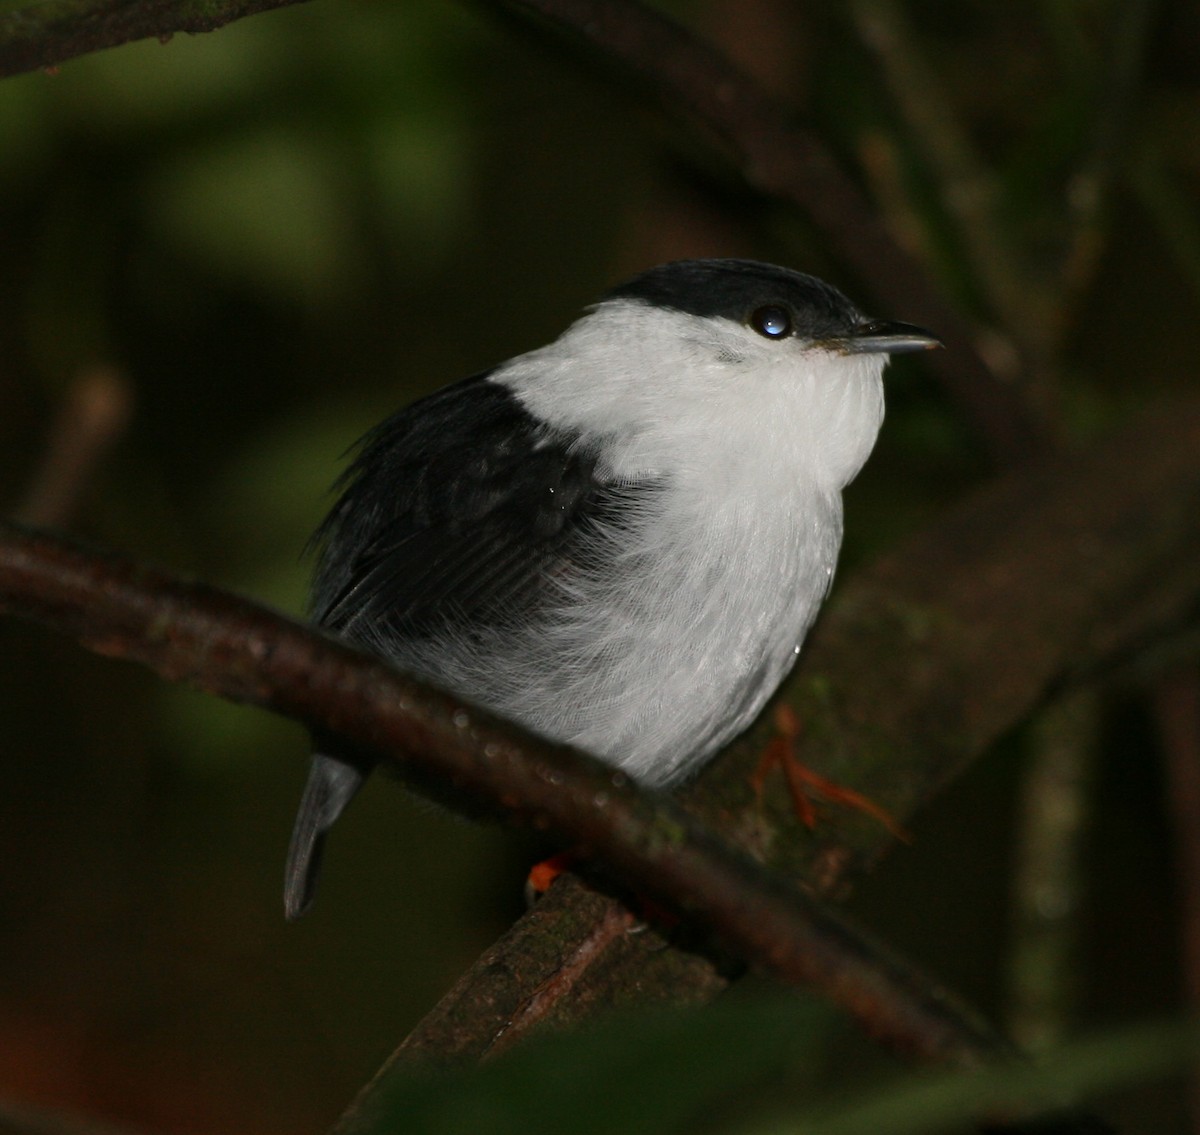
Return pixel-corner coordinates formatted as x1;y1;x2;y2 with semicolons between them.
524;849;679;931
524;849;581;904
752;704;910;841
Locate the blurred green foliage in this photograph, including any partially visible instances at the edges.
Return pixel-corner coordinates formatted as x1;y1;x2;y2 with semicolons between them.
364;999;1200;1135
1;0;1199;1132
369;995;840;1135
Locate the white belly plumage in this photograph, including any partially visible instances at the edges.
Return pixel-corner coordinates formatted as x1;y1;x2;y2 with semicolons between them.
383;483;843;786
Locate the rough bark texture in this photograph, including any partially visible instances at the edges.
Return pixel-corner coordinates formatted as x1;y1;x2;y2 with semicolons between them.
372;394;1200;1092
0;521;1018;1075
4;398;1199;1131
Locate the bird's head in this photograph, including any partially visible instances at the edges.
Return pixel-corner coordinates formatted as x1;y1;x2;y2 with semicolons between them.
500;259;942;490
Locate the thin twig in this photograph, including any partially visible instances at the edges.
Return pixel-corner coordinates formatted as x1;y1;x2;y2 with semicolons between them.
849;0;1032;336
0;520;1017;1073
14;366;132;529
0;0;1041;457
0;0;309;78
1056;0;1158;342
493;0;1044;464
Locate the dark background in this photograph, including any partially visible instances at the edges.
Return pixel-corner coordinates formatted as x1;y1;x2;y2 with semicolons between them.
1;1;1198;1131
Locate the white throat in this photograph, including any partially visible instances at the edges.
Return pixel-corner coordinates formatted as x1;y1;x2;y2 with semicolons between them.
496;299;887;493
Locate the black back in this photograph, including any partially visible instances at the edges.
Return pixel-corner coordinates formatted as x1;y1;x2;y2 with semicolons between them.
312;373;635;645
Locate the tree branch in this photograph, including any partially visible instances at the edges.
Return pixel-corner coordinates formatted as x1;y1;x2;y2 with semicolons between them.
15;366;132;530
0;0;1041;461
342;393;1200;1112
0;0;307;78
0;518;1020;1077
4;394;1196;1127
491;0;1044;463
2;0;1196;1122
848;0;1030;337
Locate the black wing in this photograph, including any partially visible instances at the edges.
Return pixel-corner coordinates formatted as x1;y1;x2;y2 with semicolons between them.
287;373;667;918
287;372;636;919
311;371;624;645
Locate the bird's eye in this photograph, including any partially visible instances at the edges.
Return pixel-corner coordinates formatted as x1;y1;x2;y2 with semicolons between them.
749;305;793;339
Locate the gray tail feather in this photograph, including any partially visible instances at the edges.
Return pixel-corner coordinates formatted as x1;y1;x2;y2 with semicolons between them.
284;752;367;920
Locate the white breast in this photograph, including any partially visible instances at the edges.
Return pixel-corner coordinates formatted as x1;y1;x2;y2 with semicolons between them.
394;299;885;786
548;472;844;785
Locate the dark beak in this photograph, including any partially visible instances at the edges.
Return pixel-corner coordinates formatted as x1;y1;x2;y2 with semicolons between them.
834;319;944;356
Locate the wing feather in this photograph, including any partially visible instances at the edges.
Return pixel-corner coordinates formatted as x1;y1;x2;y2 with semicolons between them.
312;372;629;645
289;371;658;916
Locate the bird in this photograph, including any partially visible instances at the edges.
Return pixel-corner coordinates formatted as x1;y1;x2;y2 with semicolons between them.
283;257;941;919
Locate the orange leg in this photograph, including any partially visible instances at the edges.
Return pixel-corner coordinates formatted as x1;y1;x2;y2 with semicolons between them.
526;849;580;898
525;848;679;930
752;704;910;842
